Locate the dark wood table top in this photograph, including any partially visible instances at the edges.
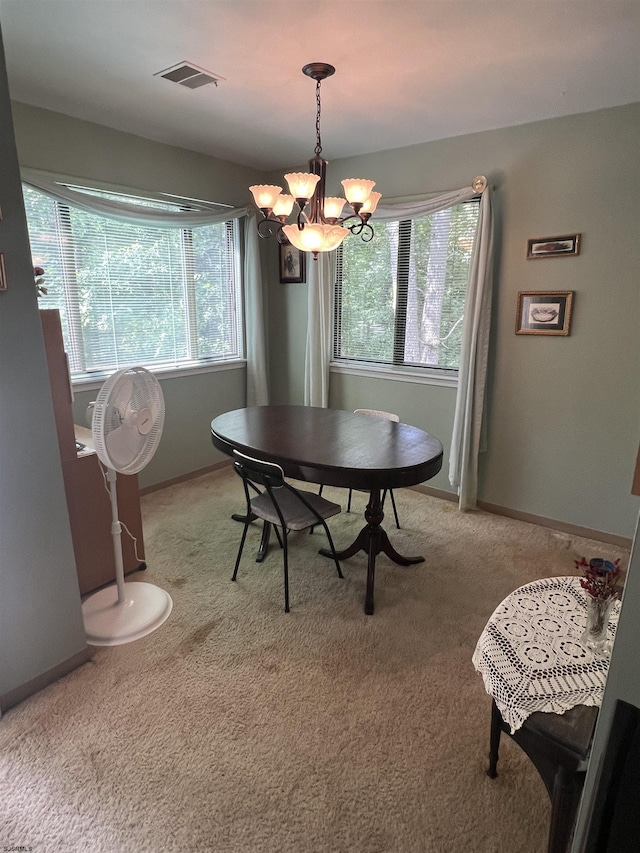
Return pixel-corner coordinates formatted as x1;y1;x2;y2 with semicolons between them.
210;405;443;491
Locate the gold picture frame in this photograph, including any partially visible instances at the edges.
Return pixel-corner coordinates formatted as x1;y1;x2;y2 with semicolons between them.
516;291;574;336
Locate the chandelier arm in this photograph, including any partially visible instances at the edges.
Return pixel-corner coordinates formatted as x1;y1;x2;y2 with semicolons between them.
256;217;284;240
339;211;367;228
347;220;375;242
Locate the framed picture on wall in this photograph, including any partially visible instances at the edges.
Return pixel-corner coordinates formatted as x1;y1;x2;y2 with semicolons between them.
526;234;580;259
279;241;306;283
0;253;7;291
516;291;574;336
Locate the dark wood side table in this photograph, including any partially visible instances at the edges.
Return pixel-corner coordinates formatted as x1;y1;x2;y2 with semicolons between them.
473;576;619;853
488;699;598;853
211;405;443;614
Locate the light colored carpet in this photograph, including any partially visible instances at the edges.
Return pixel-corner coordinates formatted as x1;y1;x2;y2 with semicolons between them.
0;467;629;853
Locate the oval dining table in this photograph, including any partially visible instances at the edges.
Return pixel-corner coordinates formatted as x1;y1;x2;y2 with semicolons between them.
210;405;444;614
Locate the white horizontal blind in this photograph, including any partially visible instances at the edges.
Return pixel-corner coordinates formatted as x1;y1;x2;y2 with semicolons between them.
24;185;242;376
334;199;479;370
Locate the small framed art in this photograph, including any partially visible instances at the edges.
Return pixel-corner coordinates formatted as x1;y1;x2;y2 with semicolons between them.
516;291;574;336
526;234;580;259
0;253;7;291
279;242;305;283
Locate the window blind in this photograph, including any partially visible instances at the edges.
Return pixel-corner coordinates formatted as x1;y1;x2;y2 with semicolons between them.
24;185;243;377
334;199;480;371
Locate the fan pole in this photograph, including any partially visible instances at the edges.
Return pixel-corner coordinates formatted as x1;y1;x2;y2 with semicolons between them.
107;466;126;604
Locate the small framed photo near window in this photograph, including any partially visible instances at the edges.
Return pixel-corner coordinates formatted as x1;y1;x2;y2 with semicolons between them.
279;241;305;283
526;234;580;259
516;291;574;336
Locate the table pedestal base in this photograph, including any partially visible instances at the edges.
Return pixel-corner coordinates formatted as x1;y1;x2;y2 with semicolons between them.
319;488;423;614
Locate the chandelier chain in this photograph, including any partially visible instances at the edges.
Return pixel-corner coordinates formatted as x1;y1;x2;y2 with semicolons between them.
314;80;322;157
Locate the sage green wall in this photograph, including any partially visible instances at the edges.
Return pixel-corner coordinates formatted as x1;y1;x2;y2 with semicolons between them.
11;102;259;207
9;99;640;536
70;369;246;490
11;102;264;487
266;104;640;539
0;31;87;698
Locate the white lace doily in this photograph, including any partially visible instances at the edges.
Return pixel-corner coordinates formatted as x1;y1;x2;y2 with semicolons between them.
472;575;620;733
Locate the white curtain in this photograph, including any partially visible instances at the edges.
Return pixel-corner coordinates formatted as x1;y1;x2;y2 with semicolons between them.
304;251;335;407
372;185;480;223
448;189;493;509
243;214;269;405
21;167;269;406
304;179;494;508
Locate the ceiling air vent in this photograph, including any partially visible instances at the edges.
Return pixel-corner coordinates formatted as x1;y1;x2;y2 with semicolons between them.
155;62;225;90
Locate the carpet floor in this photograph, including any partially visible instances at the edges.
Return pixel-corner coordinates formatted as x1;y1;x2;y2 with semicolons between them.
0;466;629;852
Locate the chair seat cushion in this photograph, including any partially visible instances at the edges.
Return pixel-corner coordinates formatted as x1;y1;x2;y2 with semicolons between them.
250;489;341;531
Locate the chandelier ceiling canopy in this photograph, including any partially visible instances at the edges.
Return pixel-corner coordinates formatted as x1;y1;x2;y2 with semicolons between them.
249;63;380;258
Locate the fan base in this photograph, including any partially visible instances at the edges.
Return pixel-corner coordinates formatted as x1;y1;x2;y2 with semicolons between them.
82;581;173;646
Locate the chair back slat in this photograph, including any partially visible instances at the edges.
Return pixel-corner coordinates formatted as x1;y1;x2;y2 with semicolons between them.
233;450;285;490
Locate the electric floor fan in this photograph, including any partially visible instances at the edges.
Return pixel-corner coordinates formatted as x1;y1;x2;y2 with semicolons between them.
81;366;173;646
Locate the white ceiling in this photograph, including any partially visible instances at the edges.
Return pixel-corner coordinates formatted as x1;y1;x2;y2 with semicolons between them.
1;0;639;172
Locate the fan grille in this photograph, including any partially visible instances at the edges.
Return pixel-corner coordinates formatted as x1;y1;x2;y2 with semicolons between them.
92;367;165;474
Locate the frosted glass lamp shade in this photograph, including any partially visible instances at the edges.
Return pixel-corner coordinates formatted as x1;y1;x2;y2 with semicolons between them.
249;185;283;210
341;179;376;205
272;194;295;218
323;197;347;220
283;223;349;253
284;172;321;200
361;191;382;215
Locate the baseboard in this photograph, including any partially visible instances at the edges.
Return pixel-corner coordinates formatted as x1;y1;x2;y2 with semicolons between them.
140;459;230;496
411;484;459;503
0;647;92;716
410;485;632;549
476;501;633;549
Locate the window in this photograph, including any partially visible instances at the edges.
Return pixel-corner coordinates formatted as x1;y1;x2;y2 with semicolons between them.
333;199;480;372
24;185;243;379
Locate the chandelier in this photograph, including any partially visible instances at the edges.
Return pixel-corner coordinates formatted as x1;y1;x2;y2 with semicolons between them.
249;63;380;257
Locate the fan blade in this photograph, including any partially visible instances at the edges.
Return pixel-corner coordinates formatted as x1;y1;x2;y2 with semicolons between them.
112;374;134;411
105;423;141;469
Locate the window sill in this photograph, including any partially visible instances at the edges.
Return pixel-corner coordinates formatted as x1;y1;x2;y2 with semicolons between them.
71;358;246;392
330;361;458;388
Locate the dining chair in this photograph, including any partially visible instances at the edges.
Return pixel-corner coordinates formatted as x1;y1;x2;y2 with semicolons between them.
232;450;343;612
344;409;402;529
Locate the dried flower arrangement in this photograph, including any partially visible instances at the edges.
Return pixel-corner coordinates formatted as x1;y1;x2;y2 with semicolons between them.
575;557;621;601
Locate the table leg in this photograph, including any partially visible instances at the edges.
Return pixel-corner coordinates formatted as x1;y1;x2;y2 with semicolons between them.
231;511;257;523
255;521;271;563
319;488;424;614
487;699;502;778
365;526;379;615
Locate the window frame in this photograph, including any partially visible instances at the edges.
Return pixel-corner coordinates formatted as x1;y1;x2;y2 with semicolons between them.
24;182;246;385
331;198;480;381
